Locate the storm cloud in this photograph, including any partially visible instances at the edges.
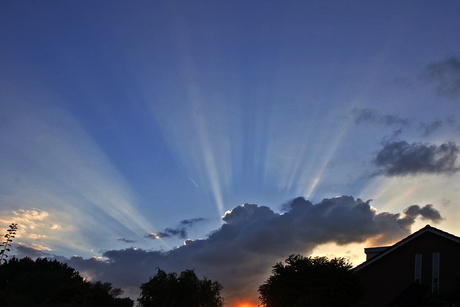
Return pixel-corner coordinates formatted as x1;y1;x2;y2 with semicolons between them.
45;196;442;306
373;141;460;176
422;56;460;99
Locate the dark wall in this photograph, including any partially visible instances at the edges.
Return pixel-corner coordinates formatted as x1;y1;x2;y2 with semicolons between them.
354;231;460;307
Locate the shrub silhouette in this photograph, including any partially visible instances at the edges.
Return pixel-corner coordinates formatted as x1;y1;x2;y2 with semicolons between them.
0;223;18;264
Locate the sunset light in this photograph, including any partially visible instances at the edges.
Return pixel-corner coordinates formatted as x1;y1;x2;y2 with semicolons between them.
1;1;459;306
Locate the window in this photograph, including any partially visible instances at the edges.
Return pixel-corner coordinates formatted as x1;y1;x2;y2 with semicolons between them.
415;253;422;283
432;252;440;292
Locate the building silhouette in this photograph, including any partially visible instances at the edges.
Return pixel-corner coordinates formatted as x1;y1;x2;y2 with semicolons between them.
353;225;460;306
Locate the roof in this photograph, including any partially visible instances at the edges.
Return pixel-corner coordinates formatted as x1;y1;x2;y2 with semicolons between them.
353;225;460;272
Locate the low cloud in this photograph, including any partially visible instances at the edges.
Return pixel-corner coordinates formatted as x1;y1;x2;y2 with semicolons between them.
422;56;460;99
47;196;442;306
373;141;460;176
15;243;52;259
145;218;206;240
404;204;443;223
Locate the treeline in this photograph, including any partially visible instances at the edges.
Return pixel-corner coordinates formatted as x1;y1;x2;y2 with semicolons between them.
3;254;460;306
0;254;361;307
0;257;224;307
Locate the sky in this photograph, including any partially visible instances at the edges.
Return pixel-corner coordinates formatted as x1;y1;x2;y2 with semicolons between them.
1;1;460;306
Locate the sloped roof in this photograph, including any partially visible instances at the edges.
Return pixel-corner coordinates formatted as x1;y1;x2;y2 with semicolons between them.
353;225;460;272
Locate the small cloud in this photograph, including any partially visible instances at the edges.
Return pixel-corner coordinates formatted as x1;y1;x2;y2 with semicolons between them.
373;141;460;176
350;108;410;129
146;218;206;240
403;204;443;223
158;227;187;239
441;198;450;207
145;233;161;240
422;55;460;99
117;238;137;243
180;218;205;226
419;120;443;137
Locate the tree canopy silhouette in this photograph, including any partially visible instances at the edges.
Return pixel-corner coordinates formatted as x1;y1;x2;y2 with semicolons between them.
137;268;224;307
258;254;363;307
0;257;133;307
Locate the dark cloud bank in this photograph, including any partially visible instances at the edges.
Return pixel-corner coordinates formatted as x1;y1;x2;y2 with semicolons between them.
374;141;460;176
17;196;443;305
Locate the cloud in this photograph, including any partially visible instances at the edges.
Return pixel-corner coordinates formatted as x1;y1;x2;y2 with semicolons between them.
15;243;52;259
0;209;55;241
404;204;443;223
180;218;205;226
422;56;460;99
145;218;206;240
350;108;410;127
373;141;460;176
46;196;442;306
351;109;454;138
419;120;443;137
117;238;137;243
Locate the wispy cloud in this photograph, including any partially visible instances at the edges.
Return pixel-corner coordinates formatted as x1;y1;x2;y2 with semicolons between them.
351;109;457;138
350;108;411;127
422;56;460;99
419;120;443;137
373;141;460;176
118;238;137;244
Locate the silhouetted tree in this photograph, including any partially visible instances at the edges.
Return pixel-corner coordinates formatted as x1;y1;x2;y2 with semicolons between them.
137;268;224;307
258;254;363;307
0;257;133;307
0;223;18;264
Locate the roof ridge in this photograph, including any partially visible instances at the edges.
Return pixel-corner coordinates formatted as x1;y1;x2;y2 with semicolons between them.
353;225;460;272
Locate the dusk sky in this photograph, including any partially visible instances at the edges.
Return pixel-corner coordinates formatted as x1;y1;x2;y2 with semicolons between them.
1;1;460;306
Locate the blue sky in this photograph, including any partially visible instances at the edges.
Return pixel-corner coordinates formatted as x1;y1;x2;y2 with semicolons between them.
1;1;460;306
